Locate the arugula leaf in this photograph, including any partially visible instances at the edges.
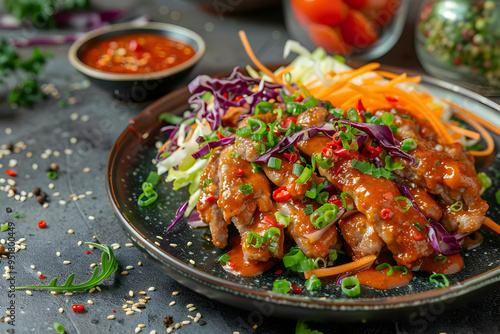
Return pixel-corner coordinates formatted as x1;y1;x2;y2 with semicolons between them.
351;159;394;179
384;155;405;172
15;243;118;292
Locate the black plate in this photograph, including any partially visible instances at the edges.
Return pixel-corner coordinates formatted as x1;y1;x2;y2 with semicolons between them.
106;66;500;322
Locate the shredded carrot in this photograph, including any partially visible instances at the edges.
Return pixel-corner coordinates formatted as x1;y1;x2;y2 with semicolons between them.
317;63;380;99
442;99;500;136
484;218;500;235
452;109;495;156
303;254;377;279
238;30;294;93
444;123;481;140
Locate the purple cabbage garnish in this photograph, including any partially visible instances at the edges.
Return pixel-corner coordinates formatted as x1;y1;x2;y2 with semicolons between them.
187;67;282;131
167;201;188;232
191;136;235;159
187;210;208;228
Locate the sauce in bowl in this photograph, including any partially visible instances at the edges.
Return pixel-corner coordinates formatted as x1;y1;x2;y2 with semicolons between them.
81;33;195;74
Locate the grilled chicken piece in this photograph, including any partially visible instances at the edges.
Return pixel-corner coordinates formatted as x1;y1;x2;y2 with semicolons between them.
232;113;277;162
222;106;249;128
296;106;329;128
197;148;228;248
318;157;433;268
277;199;338;258
406;186;443;222
262;153;324;199
338;212;384;260
297;136;331;158
240;209;285;262
218;145;273;229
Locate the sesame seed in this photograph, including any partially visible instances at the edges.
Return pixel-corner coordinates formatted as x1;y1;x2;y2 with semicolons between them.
148;287;155;291
126;311;134;316
70;137;77;144
30;265;35;269
129;291;134;297
169;301;175;306
182;320;191;325
187;241;192;246
37;271;42;276
135;327;142;334
26;291;32;296
83;167;90;173
85;190;93;195
122;305;128;309
138;324;146;328
169;243;177;247
90;263;97;268
167;328;173;334
68;229;74;234
125;265;134;270
48;183;54;189
154;241;160;246
64;149;73;155
51;291;57;295
121;271;128;276
59;308;64;313
186;304;194;308
52;192;60;197
77;241;82;246
139;291;146;295
42;202;49;209
89;287;96;293
126;301;134;305
95;286;101;292
78;194;86;199
8;159;17;168
172;291;179;296
189;260;195;265
88;216;95;221
131;307;142;313
150;331;157;334
87;300;94;305
107;315;115;320
174;323;180;329
138;261;142;266
188;307;197;312
156;236;163;240
59;200;67;206
125;243;133;247
70;113;78;120
63;261;71;265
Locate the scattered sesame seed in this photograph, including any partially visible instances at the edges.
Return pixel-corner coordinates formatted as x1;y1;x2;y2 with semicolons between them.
125;265;134;270
188;307;197;312
135;327;142;334
125;243;134;247
138;261;142;266
77;241;82;246
138;324;146;328
169;243;177;247
30;265;35;269
26;290;32;296
121;271;129;275
63;261;71;265
95;286;101;292
172;291;179;296
174;323;180;329
37;271;42;276
68;229;74;234
169;301;176;306
89;287;96;293
59;308;64;314
156;236;163;240
90;263;97;268
87;300;94;305
48;183;54;189
65;293;73;296
182;320;191;325
5;128;12;135
88;216;95;221
107;315;115;320
70;113;79;121
126;311;134;316
187;241;192;246
144;297;151;300
8;159;17;168
70;137;77;144
167;328;173;334
126;300;134;305
132;307;142;313
42;202;49;209
189;260;195;265
59;200;67;205
129;291;134;297
138;291;146;295
83;167;90;173
154;241;160;246
148;287;155;291
186;304;193;308
150;331;156;334
64;149;73;155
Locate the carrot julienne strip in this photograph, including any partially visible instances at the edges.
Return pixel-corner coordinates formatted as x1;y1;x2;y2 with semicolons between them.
441;99;500;136
449;106;495;156
238;30;294;93
484;218;500;235
303;254;377;279
444;123;481;140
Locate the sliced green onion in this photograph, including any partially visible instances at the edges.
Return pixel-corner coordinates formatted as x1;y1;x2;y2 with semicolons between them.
375;263;394;275
218;254;230;265
247;117;267;135
255;101;275;116
236;126;252;137
202;179;212;190
158;112;182;124
429;273;449;288
283;247;307;268
239;184;253;194
316;191;329;205
251;162;263;173
267;157;282;170
296;167;312;185
394;196;412;213
318;157;334;169
313;257;327;269
433;255;447;264
230;151;240;159
400;138;417;152
392;265;408;276
1;223;9;232
310;154;317;173
305;274;321;292
477;172;492;189
340;192;354;210
381;112;395;126
341;276;361;297
304;96;318;108
137;191;158;206
292;164;305;177
272;279;290;294
496;189;500;205
47;171;57;179
145;171;160;186
246;232;262;248
329;249;338;262
304;204;314;215
274;212;290;227
53;322;65;334
310;203;339;229
347;108;359;122
450;201;463;212
414;222;424;231
263;227;281;244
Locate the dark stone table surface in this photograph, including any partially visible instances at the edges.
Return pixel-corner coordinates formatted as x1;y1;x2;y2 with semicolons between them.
0;1;499;333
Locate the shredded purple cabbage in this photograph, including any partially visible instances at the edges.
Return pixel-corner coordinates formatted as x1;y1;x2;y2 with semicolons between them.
425;221;462;255
187;210;209;228
191;136;235;159
167;201;189;232
187;67;282;131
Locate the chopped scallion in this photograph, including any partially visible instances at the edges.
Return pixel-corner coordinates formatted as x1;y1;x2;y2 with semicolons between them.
341;276;360;297
267;157;282;170
239;184;253;194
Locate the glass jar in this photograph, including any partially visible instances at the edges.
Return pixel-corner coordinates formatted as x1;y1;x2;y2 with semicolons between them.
416;0;500;96
283;0;410;61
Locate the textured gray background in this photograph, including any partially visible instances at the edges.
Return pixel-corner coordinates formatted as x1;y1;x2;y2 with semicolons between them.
0;0;499;333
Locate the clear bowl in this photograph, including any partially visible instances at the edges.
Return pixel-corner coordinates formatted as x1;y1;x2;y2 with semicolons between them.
416;0;500;96
283;0;410;61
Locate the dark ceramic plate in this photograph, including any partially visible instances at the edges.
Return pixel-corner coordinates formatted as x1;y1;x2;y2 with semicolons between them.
106;66;500;322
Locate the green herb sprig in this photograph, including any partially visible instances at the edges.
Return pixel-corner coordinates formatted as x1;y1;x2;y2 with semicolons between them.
15;243;118;292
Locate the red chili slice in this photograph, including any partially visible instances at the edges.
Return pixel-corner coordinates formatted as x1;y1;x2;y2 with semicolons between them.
37;220;46;228
362;145;383;159
233;168;244;176
356;99;366;113
217;131;225;139
283;152;298;163
71;305;85;313
273;187;292;202
290;284;304;294
5;170;17;177
234;95;243;102
385;96;399;103
227;260;237;268
333;148;353;159
205;195;217;202
294;94;304;102
412;233;424;241
39;275;46;279
380;208;392;220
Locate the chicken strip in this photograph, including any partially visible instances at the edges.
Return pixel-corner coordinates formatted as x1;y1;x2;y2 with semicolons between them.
338;212;385;260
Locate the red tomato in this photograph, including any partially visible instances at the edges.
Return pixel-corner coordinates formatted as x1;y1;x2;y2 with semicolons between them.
361;0;401;27
339;9;378;47
344;0;367;10
290;0;348;26
307;24;352;55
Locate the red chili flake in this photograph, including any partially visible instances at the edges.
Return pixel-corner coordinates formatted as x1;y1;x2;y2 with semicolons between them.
327;195;343;207
290;284;304;294
5;170;17;177
412;233;424;241
280;117;297;130
334;167;344;174
274;269;283;275
217;131;225;139
294;94;304;102
37;220;47;229
39;275;46;279
385;96;399;103
380;208;392;220
234;95;243;102
322;147;332;158
71;305;85;313
383;192;393;200
362;145;383;159
128;125;142;140
223;92;229;99
273;187;292;202
263;216;284;228
85;251;91;254
232;168;244;176
333;148;352;159
205;195;217;202
113;310;116;313
227;260;237;268
283;152;298;163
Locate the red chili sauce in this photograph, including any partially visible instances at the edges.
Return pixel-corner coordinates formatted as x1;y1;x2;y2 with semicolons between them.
81;33;195;74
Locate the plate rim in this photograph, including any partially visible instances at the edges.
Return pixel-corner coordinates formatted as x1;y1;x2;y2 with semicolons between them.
105;63;500;317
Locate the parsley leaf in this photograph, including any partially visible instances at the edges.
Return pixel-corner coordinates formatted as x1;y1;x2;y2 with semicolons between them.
384;156;405;172
351;159;394;179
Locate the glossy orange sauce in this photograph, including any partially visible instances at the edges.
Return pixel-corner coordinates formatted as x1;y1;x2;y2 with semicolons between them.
355;254;413;290
82;33;195;74
221;237;278;277
419;253;464;275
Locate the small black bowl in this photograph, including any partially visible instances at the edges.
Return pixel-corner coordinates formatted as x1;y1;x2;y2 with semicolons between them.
68;21;205;102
